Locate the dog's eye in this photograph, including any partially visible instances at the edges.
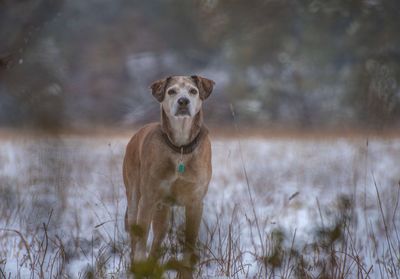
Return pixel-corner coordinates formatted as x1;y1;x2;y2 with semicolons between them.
167;89;177;95
189;88;198;95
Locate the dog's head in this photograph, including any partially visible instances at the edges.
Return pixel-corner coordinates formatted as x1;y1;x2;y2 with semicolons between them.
150;75;215;118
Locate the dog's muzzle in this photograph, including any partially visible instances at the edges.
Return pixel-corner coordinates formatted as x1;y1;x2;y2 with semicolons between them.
175;97;190;116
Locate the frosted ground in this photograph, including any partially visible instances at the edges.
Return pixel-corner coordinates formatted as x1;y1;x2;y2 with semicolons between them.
0;132;399;278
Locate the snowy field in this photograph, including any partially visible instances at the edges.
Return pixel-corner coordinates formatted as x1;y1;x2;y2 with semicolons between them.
0;132;399;278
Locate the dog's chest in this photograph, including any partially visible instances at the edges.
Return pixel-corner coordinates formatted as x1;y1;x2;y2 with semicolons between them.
159;170;194;193
158;160;207;205
160;179;174;191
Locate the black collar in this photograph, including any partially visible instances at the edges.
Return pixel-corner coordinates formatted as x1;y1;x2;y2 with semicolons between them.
160;126;207;154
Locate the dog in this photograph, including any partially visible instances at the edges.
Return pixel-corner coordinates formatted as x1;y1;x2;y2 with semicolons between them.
123;75;214;277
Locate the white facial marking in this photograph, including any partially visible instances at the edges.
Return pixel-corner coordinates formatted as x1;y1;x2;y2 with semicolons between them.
161;76;203;146
162;76;202;118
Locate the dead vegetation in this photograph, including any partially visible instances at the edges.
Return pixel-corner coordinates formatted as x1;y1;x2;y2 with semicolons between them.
0;133;399;278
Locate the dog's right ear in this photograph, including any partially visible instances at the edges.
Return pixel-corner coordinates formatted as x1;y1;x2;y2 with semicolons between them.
149;77;171;102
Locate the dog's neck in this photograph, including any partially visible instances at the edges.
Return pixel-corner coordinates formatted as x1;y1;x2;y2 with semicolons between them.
161;107;203;147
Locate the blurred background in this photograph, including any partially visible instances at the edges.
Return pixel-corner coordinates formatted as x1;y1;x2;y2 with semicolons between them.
1;0;400;132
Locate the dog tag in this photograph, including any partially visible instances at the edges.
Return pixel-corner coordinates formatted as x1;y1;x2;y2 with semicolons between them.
178;162;185;173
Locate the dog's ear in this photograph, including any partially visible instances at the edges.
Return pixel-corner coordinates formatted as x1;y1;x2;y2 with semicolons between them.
191;75;215;100
149;77;171;102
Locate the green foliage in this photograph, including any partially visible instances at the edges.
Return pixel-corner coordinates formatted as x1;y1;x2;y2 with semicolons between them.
129;258;193;279
130;259;165;279
130;224;145;238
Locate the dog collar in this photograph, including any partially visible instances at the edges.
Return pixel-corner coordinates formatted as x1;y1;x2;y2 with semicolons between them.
160;126;207;155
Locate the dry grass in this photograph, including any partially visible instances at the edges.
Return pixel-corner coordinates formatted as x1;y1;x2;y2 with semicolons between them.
0;131;399;278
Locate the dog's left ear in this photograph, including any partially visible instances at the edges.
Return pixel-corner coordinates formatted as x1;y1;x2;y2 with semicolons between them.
191;75;215;100
149;77;171;102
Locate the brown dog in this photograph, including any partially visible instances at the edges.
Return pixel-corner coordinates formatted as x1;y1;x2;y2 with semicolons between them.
123;75;214;277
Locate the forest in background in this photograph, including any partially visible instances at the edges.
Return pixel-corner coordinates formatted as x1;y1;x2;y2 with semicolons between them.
1;0;400;131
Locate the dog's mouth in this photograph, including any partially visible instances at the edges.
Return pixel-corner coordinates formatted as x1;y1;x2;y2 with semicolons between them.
175;108;191;116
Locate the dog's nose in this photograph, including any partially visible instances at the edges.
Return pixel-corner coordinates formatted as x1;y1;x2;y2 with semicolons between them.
177;97;190;106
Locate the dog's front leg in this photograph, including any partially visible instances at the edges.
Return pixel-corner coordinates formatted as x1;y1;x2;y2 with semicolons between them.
134;196;155;262
149;202;170;260
180;201;203;278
